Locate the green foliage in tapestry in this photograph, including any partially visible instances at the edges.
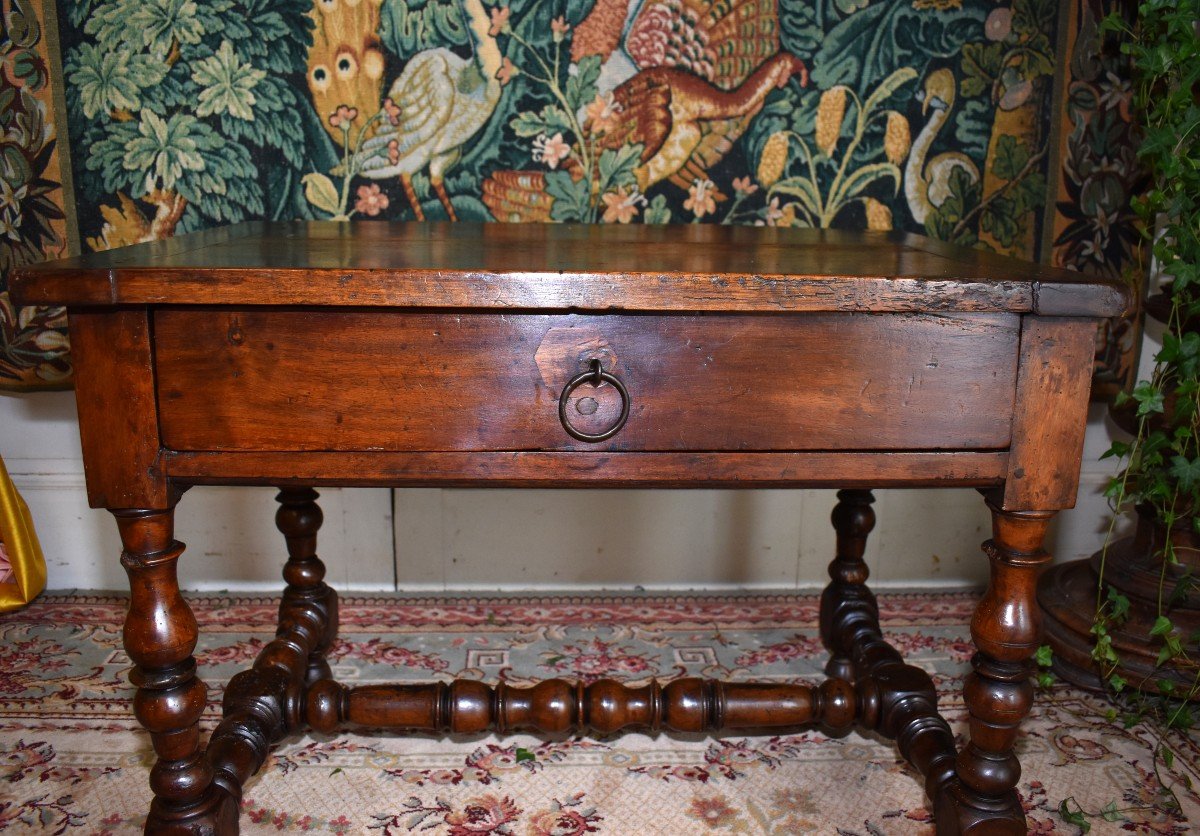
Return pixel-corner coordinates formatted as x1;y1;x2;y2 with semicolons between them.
62;0;335;236
54;0;1072;251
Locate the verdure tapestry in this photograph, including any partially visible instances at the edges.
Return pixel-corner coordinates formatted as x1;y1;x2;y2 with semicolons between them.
1;0;1144;392
0;0;74;389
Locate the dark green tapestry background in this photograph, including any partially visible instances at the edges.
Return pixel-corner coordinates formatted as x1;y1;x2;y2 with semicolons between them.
1;0;1145;392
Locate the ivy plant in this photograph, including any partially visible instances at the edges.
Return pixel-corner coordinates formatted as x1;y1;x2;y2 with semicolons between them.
1096;0;1200;697
1051;2;1200;828
1036;13;1195;830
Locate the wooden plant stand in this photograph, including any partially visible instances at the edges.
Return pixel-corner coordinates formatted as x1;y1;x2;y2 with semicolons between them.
12;221;1127;834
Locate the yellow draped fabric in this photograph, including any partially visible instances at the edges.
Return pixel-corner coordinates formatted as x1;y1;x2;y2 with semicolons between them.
0;455;47;611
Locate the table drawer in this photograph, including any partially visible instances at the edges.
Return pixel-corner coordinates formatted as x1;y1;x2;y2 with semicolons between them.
154;310;1018;453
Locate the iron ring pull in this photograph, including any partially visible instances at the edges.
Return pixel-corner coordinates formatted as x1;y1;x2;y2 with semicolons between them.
558;359;630;443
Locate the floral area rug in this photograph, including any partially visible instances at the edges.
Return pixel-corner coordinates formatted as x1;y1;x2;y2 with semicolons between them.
1;592;1196;834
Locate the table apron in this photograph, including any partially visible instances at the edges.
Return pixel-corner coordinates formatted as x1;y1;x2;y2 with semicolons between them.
161;449;1010;489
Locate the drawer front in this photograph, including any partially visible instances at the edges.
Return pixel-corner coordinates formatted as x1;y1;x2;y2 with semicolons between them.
155;310;1019;452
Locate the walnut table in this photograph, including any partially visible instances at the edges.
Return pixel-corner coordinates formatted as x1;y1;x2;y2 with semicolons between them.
13;221;1128;834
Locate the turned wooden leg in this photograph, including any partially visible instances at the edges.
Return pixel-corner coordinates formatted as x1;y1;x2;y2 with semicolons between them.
117;508;237;835
275;488;338;685
819;489;959;810
941;497;1056;834
205;487;338;808
820;489;876;681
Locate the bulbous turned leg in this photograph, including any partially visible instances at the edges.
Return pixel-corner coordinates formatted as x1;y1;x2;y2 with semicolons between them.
205;488;338;807
820;489;876;681
116;509;237;835
275;488;338;685
940;497;1056;834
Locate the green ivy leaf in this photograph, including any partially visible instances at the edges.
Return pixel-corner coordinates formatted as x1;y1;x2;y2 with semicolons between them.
1103;476;1126;501
1166;704;1194;729
1058;799;1091;832
1091;630;1118;665
1035;644;1054;667
1131;382;1165;416
1169;456;1200;492
1101;441;1130;460
1100;801;1122;822
1178;332;1200;376
1150;615;1173;637
514;747;536;763
1106;587;1131;623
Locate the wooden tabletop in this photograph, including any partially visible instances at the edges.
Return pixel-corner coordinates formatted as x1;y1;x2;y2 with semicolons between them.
12;221;1128;316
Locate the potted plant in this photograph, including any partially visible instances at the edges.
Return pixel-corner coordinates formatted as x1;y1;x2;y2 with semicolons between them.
1038;0;1199;708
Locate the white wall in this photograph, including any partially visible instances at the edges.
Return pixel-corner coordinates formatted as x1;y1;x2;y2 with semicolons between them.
1;390;1121;594
0;390;394;591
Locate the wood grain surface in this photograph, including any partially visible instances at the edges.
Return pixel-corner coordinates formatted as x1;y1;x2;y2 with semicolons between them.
154;309;1020;454
162;449;1010;488
11;222;1127;316
1002;317;1097;510
69;310;170;509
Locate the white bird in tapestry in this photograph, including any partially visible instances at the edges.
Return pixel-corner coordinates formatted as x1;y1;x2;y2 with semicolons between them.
355;0;502;221
905;67;981;226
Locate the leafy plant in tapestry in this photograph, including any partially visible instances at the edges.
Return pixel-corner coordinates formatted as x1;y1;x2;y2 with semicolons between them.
60;0;1063;254
0;0;69;388
60;0;339;245
916;0;1057;253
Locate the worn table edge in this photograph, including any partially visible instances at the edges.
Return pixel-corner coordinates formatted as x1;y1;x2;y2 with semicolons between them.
10;221;1130;318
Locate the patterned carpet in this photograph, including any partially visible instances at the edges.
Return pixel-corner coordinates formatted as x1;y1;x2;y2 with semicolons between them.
1;592;1196;834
